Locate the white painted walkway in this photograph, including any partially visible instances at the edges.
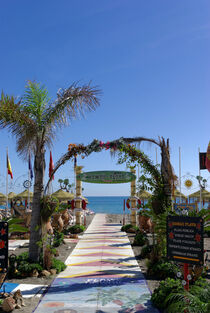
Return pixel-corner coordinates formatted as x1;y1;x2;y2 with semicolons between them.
34;214;159;313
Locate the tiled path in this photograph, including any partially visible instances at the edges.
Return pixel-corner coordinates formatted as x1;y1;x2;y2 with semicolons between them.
34;214;159;313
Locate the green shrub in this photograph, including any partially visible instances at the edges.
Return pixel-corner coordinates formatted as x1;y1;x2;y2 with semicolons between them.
164;279;210;313
140;245;153;258
51;258;67;273
8;251;66;278
121;224;139;233
18;262;43;275
151;278;183;310
133;231;147;246
16;252;29;262
68;224;85;234
147;258;179;279
53;230;64;247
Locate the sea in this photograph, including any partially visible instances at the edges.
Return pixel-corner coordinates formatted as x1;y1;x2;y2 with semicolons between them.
86;196;130;214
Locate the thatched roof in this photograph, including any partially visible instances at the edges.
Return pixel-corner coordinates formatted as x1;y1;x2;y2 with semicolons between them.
0;193;6;200
15;190;33;200
188;189;210;199
137;190;152;199
8;192;17;199
52;189;74;201
172;189;187;199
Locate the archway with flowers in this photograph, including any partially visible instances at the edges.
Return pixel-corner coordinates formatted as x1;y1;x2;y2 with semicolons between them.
45;136;176;215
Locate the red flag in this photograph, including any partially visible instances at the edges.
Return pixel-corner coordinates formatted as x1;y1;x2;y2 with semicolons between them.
205;141;210;172
7;152;13;179
49;151;54;180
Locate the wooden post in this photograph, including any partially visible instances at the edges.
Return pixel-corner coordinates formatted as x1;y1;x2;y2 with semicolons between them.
130;169;137;226
184;263;189;291
75;166;83;225
123;199;125;225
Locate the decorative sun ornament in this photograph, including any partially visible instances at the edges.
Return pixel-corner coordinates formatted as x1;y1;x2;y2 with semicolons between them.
184;179;193;189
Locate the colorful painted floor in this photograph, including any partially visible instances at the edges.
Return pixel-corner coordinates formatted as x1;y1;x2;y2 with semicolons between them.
34;214;159;313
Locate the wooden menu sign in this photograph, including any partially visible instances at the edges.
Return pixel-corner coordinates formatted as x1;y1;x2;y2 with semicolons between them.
167;216;203;265
0;222;8;271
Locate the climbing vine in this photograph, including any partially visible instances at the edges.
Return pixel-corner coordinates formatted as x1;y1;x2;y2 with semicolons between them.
45;137;175;214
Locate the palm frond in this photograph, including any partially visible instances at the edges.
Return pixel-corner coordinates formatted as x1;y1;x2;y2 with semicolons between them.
0;92;38;157
44;82;101;129
165;291;208;313
0;92;36;131
122;136;160;147
21;81;50;126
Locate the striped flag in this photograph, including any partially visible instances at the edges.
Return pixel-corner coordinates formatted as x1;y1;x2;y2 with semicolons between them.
49;151;54;180
28;153;33;180
7;152;13;179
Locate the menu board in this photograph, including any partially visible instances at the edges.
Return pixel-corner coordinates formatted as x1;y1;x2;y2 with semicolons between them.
167;216;203;265
0;222;8;271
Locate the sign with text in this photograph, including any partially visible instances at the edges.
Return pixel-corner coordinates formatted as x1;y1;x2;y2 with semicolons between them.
77;171;136;184
0;222;8;271
167;216;203;265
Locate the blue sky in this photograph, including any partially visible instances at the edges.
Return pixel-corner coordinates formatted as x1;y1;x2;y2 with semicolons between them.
0;0;209;196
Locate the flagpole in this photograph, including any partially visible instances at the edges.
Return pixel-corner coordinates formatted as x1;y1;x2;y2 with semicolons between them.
6;148;9;215
156;147;158;165
179;147;181;204
198;147;202;210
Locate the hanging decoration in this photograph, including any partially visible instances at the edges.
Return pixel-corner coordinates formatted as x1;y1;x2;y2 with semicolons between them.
184;179;193;189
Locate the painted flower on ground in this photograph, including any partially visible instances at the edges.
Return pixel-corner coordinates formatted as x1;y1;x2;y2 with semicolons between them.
43;302;64;308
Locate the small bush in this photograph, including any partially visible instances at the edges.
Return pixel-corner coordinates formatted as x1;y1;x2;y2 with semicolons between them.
51;258;67;273
18;262;43;275
147;258;179;279
164;279;210;313
151;278;183;310
121;224;139;233
53;230;64;247
121;224;131;232
140;245;153;258
16;252;29;262
133;231;147;246
68;224;85;234
8;251;66;278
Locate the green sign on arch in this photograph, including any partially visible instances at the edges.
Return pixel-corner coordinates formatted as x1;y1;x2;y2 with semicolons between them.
76;170;136;184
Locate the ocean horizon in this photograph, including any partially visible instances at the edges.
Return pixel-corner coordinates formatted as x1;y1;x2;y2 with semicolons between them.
85;196;130;214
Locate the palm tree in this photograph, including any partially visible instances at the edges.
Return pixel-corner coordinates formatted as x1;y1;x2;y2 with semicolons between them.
0;81;100;261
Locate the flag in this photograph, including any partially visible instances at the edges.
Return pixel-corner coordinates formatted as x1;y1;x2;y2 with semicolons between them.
7;152;13;179
28;153;33;180
205;141;210;172
199;153;206;170
49;151;54;180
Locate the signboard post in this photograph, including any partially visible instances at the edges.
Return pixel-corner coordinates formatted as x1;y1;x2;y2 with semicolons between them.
167;216;204;290
0;222;8;286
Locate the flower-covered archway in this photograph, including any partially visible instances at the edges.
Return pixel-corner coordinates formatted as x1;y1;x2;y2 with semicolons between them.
45;137;176;214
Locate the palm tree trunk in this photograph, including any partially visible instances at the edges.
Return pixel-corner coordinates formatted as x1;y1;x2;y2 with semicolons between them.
160;138;173;207
29;147;45;262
